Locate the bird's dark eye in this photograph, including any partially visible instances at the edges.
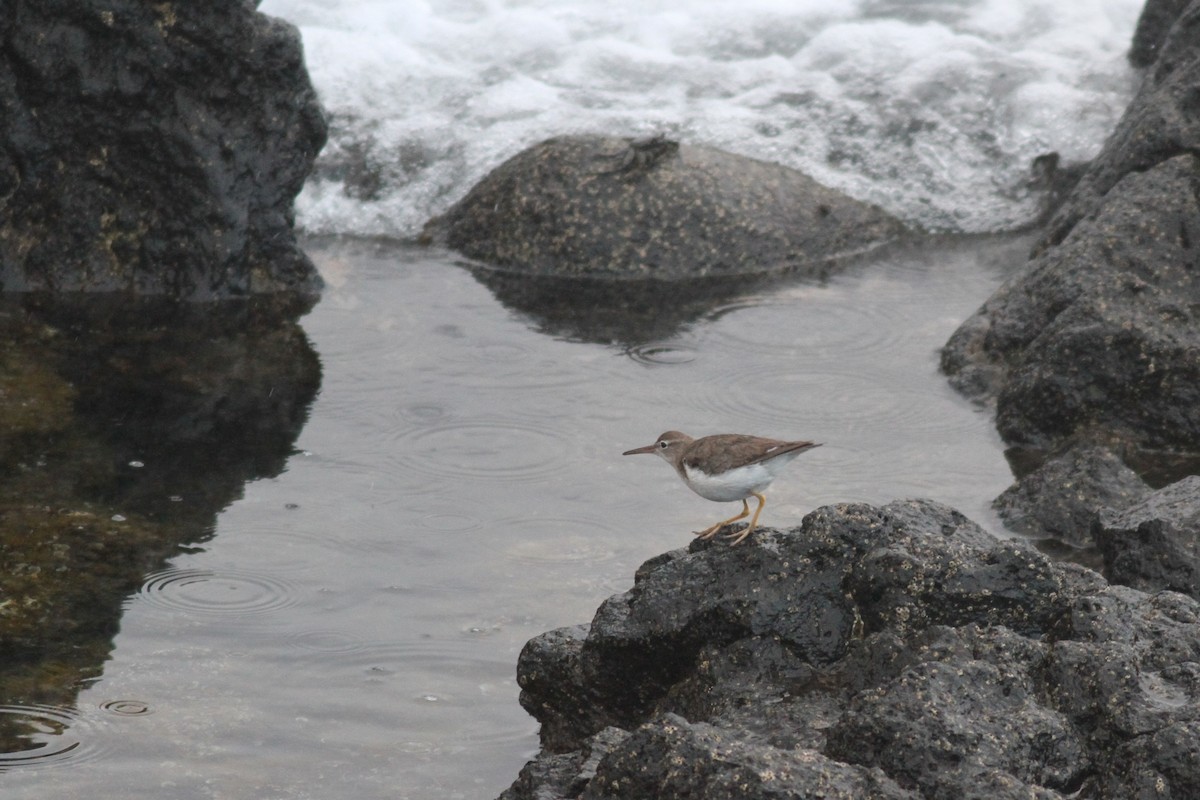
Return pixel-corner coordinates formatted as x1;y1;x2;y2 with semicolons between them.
658;441;668;448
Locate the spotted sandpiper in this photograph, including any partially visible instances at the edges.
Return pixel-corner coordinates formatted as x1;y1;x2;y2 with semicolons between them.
622;431;822;545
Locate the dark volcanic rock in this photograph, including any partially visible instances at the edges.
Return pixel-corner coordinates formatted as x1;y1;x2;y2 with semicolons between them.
941;155;1200;453
994;446;1151;547
1096;476;1200;598
0;0;326;297
423;134;905;280
515;624;611;753
1130;0;1192;67
943;2;1200;463
582;714;918;800
845;501;1085;638
1102;720;1200;797
826;627;1084;800
502;499;1200;800
1050;583;1200;669
1038;1;1200;253
517;505;874;752
499;727;630;800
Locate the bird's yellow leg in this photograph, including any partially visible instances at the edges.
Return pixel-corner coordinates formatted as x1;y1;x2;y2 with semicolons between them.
695;499;749;539
726;492;767;545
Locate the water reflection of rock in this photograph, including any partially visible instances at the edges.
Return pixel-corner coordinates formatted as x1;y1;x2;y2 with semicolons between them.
0;296;320;721
477;264;842;347
467;266;794;345
441;133;909;343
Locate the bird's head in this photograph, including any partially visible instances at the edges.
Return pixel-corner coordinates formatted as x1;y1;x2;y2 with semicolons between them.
622;431;694;464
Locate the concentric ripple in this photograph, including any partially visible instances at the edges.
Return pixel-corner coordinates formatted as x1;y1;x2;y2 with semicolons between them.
397;402;454;425
625;342;698;367
420;512;484;533
0;704;105;771
286;629;370;655
98;700;154;717
702;284;914;359
387;419;571;483
135;567;298;617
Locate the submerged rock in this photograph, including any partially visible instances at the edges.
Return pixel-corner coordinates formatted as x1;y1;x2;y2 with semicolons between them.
0;0;326;297
423;135;905;280
0;296;320;710
499;499;1200;799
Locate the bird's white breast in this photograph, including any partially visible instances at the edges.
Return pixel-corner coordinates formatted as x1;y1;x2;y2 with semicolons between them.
683;461;778;502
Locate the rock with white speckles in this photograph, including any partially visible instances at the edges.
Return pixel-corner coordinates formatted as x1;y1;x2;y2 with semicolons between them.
1102;720;1200;797
827;628;1085;799
583;713;919;800
941;155;1200;454
1096;475;1200;597
422;135;906;280
994;446;1151;547
942;0;1200;461
501;499;1200;799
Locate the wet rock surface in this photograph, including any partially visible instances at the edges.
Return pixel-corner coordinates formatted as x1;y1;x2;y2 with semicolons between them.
942;0;1200;457
994;446;1151;547
424;134;905;280
941;155;1200;453
500;500;1200;799
1040;0;1200;249
1130;0;1193;66
0;0;326;297
582;714;919;800
1096;476;1200;598
941;0;1200;576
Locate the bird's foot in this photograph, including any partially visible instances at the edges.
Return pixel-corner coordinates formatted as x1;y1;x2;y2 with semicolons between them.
694;501;751;540
723;524;756;545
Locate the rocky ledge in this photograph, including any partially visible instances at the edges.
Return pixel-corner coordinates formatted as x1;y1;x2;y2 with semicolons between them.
940;0;1200;461
502;500;1200;799
939;0;1199;626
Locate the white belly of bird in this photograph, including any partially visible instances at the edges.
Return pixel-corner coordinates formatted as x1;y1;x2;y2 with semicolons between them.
683;461;783;502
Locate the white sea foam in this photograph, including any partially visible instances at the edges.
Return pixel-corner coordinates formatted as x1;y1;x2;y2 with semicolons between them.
260;0;1144;237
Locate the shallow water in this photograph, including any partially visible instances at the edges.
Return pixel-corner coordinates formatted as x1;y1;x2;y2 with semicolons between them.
1;234;1026;797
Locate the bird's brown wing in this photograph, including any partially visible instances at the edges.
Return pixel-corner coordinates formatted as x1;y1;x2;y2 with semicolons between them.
683;434;821;474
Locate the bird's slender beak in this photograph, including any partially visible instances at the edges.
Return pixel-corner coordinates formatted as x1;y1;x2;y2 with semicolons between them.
622;444;656;455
